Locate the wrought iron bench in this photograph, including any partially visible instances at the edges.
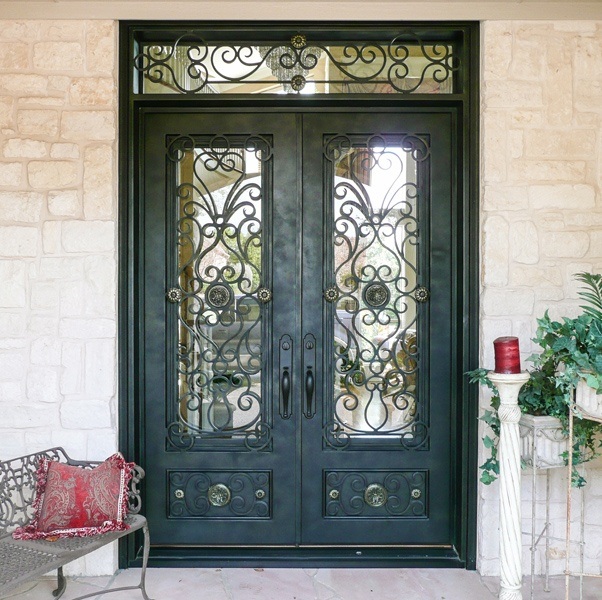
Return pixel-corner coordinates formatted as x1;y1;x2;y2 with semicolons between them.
0;448;151;600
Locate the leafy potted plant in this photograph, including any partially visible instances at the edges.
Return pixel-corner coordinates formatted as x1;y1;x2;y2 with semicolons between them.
469;272;602;487
534;272;602;419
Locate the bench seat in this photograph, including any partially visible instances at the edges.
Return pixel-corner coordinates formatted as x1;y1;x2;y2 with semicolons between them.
0;448;151;600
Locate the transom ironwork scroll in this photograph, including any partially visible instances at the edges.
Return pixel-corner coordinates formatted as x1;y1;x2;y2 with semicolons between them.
166;134;272;451
323;133;430;449
134;32;458;95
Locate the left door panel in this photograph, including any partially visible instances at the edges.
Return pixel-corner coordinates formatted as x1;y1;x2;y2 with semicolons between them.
141;112;299;546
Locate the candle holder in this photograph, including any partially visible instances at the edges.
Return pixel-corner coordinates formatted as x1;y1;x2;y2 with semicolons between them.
493;336;521;374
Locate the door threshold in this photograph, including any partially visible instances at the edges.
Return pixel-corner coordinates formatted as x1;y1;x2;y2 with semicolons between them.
139;545;465;569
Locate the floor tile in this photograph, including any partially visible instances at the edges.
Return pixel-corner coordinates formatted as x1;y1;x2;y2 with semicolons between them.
223;568;316;600
7;569;602;600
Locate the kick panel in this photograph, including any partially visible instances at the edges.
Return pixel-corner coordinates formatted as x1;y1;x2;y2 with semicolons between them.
324;470;427;518
168;470;272;518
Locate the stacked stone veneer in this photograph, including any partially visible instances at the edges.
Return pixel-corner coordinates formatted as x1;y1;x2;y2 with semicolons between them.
0;20;117;575
480;21;602;576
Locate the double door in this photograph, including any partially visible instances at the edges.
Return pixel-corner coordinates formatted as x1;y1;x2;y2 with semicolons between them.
142;110;455;550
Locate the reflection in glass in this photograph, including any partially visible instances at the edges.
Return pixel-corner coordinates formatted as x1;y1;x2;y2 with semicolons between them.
166;135;271;449
137;41;455;95
326;135;429;443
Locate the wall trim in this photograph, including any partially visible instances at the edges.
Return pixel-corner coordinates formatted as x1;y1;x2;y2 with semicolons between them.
2;2;602;21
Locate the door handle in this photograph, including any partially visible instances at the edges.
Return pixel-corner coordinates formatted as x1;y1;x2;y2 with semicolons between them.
281;368;291;418
303;333;316;419
305;367;314;417
279;335;293;419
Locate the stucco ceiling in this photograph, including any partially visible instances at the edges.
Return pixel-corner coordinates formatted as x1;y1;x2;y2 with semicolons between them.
1;0;601;20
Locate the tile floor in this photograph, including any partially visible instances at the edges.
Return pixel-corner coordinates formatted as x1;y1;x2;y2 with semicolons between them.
4;568;602;600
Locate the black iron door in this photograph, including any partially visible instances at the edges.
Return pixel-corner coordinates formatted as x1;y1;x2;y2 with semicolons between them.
300;113;453;545
142;109;454;549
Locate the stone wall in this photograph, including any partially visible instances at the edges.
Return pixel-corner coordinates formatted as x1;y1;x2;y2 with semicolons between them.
0;20;117;575
480;21;602;576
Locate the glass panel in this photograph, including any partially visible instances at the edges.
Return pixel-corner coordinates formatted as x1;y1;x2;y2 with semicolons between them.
324;134;430;448
166;135;271;451
136;38;456;95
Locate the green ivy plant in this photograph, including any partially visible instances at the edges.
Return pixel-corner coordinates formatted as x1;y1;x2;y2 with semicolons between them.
534;272;602;393
469;272;602;487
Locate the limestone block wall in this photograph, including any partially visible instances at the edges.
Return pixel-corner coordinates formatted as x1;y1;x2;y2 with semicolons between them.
480;21;602;576
0;20;117;575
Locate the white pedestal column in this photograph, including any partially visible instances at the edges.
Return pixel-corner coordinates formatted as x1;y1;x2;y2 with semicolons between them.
489;371;530;600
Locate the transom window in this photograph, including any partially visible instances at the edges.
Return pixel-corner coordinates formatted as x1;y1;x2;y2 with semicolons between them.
132;30;462;95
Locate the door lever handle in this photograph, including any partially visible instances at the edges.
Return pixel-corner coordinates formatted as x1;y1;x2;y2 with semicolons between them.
303;333;316;419
305;366;314;417
279;335;293;419
281;367;291;418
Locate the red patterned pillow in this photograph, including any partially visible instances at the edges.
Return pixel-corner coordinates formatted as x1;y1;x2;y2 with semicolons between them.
13;453;134;540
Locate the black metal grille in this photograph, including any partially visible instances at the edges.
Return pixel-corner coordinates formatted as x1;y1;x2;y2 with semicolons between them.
168;470;271;518
166;135;272;451
324;470;427;517
133;32;458;95
323;134;430;448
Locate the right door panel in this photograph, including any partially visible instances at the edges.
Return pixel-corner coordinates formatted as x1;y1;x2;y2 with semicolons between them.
300;112;455;546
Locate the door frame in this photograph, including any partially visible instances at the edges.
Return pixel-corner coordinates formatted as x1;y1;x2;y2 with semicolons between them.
118;21;480;569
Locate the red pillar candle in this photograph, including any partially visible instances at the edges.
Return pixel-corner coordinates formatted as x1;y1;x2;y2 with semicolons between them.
493;336;521;374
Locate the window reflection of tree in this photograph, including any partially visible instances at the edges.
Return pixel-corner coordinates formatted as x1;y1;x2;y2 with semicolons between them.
175;144;264;436
333;143;419;436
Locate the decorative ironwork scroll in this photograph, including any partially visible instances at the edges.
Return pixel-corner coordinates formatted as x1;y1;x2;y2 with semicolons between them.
166;134;272;451
169;471;271;518
133;32;458;95
325;471;427;517
0;448;67;532
323;134;430;449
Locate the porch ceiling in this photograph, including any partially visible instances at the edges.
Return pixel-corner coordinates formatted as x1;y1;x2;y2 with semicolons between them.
1;1;602;21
